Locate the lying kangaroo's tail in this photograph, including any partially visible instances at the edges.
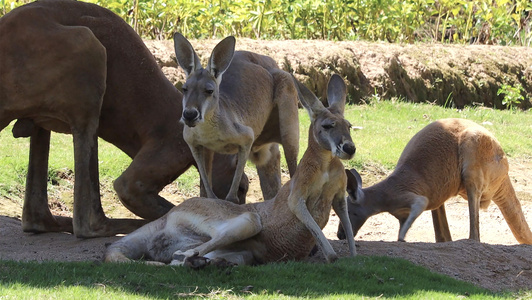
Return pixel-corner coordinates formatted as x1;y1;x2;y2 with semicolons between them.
492;176;532;245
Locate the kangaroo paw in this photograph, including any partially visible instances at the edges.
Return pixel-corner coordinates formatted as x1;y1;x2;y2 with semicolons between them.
183;256;210;269
170;249;200;266
209;257;237;268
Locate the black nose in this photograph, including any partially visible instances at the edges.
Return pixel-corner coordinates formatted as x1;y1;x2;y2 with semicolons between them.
183;109;199;121
343;143;356;156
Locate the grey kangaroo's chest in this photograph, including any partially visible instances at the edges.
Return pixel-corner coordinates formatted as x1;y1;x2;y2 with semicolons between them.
184;120;253;154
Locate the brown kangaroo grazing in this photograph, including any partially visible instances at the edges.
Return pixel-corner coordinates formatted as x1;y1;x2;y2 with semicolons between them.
337;118;532;244
104;74;357;265
0;0;248;238
173;33;300;204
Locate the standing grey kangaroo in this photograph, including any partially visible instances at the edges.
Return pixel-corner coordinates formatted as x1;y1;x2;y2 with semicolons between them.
104;74;357;265
173;33;300;204
337;118;532;244
0;0;248;238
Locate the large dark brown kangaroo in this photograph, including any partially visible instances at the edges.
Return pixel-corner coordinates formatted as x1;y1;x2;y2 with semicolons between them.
0;0;251;238
337;118;532;244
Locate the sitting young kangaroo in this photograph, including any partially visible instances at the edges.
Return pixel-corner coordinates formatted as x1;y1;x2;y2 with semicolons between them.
104;74;357;265
337;118;532;244
173;33;300;204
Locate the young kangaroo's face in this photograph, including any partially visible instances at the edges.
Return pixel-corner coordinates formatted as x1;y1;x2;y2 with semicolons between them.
296;74;356;160
313;112;355;159
173;33;236;128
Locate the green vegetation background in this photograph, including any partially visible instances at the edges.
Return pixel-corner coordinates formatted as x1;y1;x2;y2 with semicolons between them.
2;0;532;45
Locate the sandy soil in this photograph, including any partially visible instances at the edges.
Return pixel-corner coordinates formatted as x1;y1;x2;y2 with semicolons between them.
1;157;531;292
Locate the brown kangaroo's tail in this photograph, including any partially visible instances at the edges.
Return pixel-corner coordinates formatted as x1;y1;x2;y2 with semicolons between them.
492;176;532;244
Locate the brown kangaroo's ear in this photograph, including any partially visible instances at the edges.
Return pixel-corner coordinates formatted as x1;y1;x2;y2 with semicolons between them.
173;32;202;76
346;168;362;199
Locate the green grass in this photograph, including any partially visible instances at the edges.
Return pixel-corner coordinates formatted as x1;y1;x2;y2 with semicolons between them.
0;257;516;299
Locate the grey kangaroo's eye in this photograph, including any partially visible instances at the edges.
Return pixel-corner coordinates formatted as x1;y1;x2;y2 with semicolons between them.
206;89;214;95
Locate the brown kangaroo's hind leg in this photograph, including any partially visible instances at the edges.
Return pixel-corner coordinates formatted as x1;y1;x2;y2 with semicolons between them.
21;125;73;233
431;205;452;242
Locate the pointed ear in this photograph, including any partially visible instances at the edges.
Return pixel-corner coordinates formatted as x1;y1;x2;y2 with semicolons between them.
345;168;362;200
290;75;325;121
173;32;202;76
207;36;236;84
326;74;347;115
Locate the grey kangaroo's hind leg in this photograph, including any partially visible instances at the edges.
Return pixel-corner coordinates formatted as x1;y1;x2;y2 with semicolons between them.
431;205;452;242
22;125;73;233
271;70;299;177
254;144;282;200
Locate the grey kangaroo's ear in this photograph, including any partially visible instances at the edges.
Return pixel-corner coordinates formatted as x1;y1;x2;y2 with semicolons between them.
346;168;363;200
326;74;347;115
173;32;202;76
207;36;236;83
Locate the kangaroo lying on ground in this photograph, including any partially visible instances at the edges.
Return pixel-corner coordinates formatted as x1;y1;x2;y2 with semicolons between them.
337;118;532;244
104;74;357;265
0;0;250;237
173;33;300;203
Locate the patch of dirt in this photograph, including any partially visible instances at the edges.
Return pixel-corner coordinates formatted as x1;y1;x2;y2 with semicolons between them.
1;157;531;292
1;40;532;293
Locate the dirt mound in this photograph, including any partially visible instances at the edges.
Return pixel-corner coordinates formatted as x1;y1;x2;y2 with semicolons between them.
145;39;532;110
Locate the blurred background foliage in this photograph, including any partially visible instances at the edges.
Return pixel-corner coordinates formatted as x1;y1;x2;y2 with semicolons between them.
1;0;531;45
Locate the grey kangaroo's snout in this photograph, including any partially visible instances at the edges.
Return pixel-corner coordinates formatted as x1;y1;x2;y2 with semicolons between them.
182;108;201;127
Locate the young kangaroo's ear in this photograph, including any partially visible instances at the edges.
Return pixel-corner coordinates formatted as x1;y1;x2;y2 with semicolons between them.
290;75;325;120
326;74;347;115
173;32;202;76
346;168;363;201
207;36;236;84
